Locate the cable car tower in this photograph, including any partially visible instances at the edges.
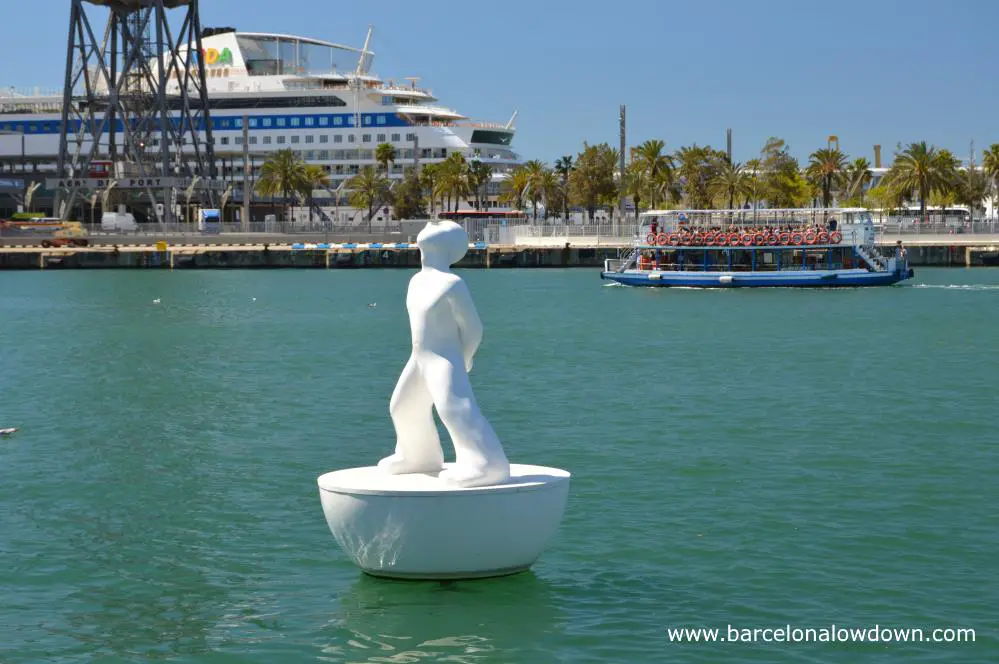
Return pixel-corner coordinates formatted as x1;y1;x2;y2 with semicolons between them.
53;0;217;224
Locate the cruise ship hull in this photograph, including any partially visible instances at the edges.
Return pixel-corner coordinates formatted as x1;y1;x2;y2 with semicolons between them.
601;267;915;288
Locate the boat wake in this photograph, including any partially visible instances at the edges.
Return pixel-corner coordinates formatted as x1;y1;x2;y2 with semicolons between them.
912;284;999;291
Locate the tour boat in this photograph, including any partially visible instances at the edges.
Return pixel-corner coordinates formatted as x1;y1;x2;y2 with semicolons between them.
600;208;914;288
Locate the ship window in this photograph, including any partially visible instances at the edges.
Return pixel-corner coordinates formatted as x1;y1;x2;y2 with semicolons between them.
377;134;386;142
291;136;300;144
220;137;229;145
261;118;272;128
277;136;285;144
235;137;243;145
233;118;242;128
304;117;315;127
377;115;386;125
391;133;400;142
305;135;314;144
333;135;342;143
362;134;371;143
263;136;271;144
319;117;329;126
318;150;329;160
469;130;513;146
406;133;416;141
319;135;328;143
249;118;259;128
276;118;286;128
334;117;343;126
250;136;258;144
291;118;301;127
348;135;355;143
363;116;372;126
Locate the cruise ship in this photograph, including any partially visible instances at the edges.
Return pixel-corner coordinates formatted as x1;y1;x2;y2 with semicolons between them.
0;26;522;221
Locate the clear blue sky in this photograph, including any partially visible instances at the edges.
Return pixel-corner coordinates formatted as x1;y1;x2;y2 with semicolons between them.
5;0;998;167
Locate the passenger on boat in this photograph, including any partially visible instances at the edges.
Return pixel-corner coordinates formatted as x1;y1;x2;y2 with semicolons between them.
895;240;907;261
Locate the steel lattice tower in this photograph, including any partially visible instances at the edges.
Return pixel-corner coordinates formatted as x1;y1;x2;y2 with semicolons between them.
54;0;216;224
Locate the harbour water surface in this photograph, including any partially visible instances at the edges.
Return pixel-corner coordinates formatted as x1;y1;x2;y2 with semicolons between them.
1;267;997;662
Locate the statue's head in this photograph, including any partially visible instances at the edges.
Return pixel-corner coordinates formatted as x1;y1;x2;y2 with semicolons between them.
417;220;468;269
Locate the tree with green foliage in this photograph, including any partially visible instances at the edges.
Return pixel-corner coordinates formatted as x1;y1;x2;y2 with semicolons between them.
805;148;847;207
255;149;306;221
881;142;957;219
709;160;749;210
553;155;574;219
393;167;427;219
568;142;618;222
840;158;873;205
467;160;493;210
301;164;330;224
347;165;391;228
375;143;397;174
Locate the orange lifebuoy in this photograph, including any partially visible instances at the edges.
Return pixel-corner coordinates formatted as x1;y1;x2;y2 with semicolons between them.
716;232;729;247
694;233;705;245
818;231;830;244
646;233;657;245
657;233;669;246
779;232;791;245
830;231;843;244
753;233;765;245
804;232;817;245
767;234;779;245
668;233;680;246
791;232;804;245
705;232;717;246
741;233;753;246
728;232;741;245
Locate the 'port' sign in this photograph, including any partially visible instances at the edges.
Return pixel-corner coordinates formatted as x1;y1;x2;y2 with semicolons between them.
45;177;225;190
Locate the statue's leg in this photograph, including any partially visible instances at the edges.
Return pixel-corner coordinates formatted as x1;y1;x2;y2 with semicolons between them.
378;355;444;475
422;354;510;487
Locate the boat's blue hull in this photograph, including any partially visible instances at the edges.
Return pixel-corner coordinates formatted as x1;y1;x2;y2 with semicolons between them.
600;268;915;288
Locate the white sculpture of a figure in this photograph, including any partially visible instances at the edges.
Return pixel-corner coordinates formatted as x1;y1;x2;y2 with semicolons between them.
378;220;511;488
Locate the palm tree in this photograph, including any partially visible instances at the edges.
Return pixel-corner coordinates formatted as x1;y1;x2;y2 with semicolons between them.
539;170;561;221
502;166;530;211
841;157;873;204
983;144;999;213
467;160;493;210
624;161;649;216
347;165;391;230
553;155;573;220
633;139;674;208
709;160;748;210
743;158;764;208
522;159;547;221
805;148;847;207
255;149;306;222
882;142;956;220
955;167;990;219
375;143;396;174
300;164;330;224
438;153;470;212
420;163;441;215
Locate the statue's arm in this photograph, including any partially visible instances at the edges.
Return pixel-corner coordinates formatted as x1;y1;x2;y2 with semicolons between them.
447;279;483;371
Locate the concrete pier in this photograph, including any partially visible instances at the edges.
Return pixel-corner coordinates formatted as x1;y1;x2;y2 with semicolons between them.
1;238;996;270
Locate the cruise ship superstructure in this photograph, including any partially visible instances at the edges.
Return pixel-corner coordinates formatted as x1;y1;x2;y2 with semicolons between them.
0;26;521;219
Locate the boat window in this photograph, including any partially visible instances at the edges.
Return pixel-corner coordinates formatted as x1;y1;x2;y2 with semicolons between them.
469;130;513;146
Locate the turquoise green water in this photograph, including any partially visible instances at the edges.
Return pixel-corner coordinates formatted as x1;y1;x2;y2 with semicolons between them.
2;267;997;663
